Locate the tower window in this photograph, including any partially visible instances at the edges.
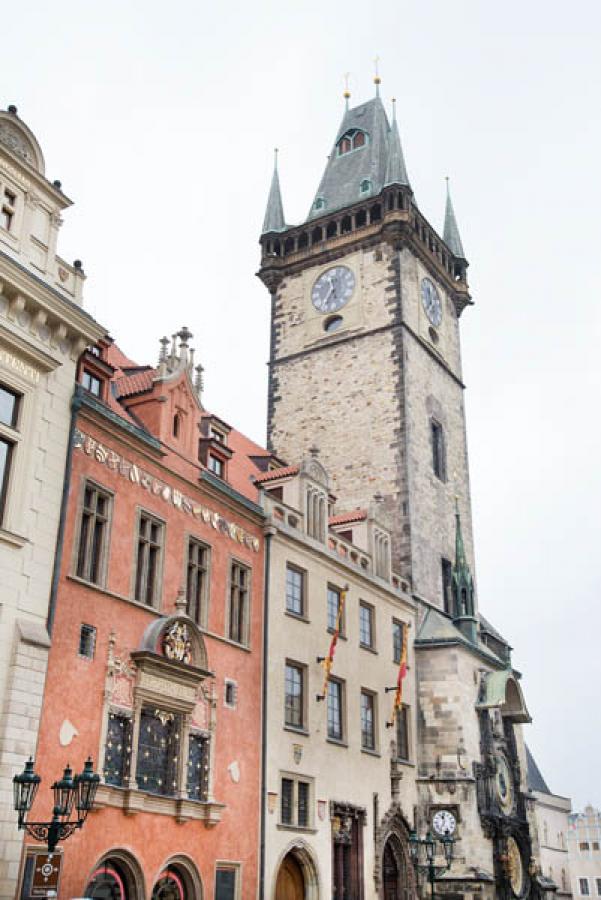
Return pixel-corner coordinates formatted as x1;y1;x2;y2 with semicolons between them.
324;315;343;334
441;558;453;615
431;419;446;480
360;179;371;194
337;129;368;156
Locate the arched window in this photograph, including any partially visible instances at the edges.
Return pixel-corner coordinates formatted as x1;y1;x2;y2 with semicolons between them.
311;226;323;243
324;315;344;334
360;179;371;195
336;129;369;156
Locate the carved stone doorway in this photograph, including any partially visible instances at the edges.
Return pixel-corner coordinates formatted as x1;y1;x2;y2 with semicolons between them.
275;853;305;900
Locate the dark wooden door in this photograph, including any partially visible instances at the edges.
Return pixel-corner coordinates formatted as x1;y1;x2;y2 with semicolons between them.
383;841;400;900
276;854;305;900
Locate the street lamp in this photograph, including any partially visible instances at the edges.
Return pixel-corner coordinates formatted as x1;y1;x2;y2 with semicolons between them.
409;828;455;900
13;757;100;853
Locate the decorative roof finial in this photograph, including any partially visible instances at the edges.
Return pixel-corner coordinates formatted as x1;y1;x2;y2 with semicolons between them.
392;97;397;122
178;325;193;348
158;335;170;365
343;72;351;110
274;147;278;172
194;363;204;399
374;56;381;97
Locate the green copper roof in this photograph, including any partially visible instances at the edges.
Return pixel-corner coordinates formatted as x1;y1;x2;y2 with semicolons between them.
261;152;286;235
476;669;531;723
415;605;505;665
384;103;410;188
443;180;466;259
307;96;395;220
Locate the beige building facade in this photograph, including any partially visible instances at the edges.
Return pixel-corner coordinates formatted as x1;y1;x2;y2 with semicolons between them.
0;106;104;896
568;807;601;900
259;458;418;899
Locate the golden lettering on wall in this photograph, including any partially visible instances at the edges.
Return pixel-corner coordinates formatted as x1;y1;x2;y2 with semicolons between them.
0;345;40;383
73;428;261;553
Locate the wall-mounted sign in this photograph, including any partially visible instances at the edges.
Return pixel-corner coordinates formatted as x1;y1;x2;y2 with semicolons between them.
73;429;261;552
20;849;62;899
0;345;40;384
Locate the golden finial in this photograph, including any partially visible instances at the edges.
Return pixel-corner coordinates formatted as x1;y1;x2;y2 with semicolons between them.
343;72;351;109
374;55;382;95
392;97;397;121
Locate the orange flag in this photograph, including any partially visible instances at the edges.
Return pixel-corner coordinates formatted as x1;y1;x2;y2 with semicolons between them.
387;622;408;726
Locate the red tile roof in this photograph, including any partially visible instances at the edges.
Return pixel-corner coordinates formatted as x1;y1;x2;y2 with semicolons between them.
254;465;299;484
329;509;367;526
114;369;156;399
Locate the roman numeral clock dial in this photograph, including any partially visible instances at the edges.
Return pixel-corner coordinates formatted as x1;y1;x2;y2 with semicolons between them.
311;266;355;313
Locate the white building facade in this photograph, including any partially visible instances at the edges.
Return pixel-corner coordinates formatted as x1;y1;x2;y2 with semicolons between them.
0;106;104;896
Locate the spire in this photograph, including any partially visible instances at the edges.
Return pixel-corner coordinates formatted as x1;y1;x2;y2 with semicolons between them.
384;99;411;188
261;149;285;235
443;178;466;259
452;499;477;641
343;73;351;111
374;56;381;98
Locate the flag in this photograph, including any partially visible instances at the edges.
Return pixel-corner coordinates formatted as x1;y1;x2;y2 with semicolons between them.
387;622;408;726
318;588;347;699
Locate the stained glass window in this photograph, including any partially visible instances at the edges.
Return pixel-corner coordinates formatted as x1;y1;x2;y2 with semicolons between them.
136;707;180;796
104;713;132;786
186;732;209;801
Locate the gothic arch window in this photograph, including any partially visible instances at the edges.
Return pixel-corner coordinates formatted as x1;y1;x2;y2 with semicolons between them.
311;226;323;243
337;128;368;156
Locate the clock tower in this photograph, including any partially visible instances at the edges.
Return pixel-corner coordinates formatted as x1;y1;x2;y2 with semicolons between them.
258;89;474;612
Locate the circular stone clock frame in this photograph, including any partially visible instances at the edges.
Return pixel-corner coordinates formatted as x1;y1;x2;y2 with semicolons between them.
421;277;443;327
311;266;355;314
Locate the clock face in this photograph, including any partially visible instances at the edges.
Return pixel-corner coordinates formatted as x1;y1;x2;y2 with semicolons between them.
432;809;456;836
495;754;515;814
312;266;355;314
421;277;442;327
506;836;525;897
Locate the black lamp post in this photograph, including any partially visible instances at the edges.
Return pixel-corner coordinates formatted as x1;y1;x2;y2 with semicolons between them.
409;828;455;900
13;757;100;853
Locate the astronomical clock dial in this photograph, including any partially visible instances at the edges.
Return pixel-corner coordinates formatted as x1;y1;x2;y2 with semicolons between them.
421;277;443;327
432;809;457;836
495;753;515;814
312;266;355;313
506;836;525;897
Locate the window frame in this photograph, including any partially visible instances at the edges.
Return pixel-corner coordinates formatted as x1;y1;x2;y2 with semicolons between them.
227;558;252;646
78;623;97;660
185;535;210;628
278;771;314;830
284;659;307;732
326;676;346;744
327;584;345;636
431;418;447;481
0;379;24;530
81;368;102;397
360;688;378;753
359;601;375;650
209;454;224;478
214;862;241;900
285;563;306;618
392;618;406;664
395;703;411;762
74;479;113;587
132;508;165;608
580;878;590;896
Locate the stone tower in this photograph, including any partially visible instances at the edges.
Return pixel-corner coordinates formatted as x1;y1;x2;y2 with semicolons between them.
258;88;547;899
258;90;475;612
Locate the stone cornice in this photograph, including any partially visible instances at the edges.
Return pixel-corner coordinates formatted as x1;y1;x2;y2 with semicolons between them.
0;249;105;343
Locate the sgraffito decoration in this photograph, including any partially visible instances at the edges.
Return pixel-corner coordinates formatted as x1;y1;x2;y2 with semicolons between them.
73;428;261;552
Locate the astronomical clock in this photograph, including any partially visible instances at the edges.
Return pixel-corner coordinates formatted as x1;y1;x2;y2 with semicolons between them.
474;674;538;899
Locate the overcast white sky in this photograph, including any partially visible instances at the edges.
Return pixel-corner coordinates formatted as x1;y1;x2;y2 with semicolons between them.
5;0;600;809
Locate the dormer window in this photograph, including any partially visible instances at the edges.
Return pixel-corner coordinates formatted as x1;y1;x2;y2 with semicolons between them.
1;189;16;232
360;179;372;195
82;369;102;398
210;426;226;445
314;197;326;212
209;455;224;478
337;129;368;157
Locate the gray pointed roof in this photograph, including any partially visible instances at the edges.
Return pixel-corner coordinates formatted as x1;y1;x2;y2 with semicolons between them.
526;745;551;794
384;113;410;188
443;182;466;259
308;97;392;220
262;158;285;235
